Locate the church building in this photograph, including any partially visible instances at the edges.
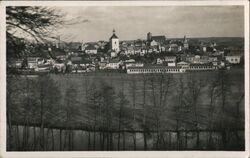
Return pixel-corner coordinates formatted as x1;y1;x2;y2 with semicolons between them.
109;29;119;53
147;32;166;45
183;35;189;49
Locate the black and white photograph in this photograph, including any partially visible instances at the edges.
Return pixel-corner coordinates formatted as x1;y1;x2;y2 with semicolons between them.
1;0;249;157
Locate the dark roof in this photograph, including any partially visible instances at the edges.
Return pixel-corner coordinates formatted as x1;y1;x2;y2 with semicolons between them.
85;44;97;50
190;63;213;66
152;36;166;41
50;48;67;57
70;56;82;62
109;58;120;63
110;33;118;40
71;57;92;65
128;65;182;69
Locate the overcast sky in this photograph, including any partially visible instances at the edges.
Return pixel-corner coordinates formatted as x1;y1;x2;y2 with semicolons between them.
56;6;244;42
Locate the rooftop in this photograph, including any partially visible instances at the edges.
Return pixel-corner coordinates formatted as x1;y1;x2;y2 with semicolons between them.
109;29;118;40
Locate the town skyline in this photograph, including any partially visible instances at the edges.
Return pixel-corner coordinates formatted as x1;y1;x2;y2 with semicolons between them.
56;6;244;43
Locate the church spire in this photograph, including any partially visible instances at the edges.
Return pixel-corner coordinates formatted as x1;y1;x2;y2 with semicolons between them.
110;28;118;39
184;35;187;42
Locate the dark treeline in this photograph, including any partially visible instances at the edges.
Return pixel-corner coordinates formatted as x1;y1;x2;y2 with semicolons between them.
7;70;245;151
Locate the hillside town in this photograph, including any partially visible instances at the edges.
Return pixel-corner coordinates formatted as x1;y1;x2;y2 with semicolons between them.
6;5;246;152
7;29;243;74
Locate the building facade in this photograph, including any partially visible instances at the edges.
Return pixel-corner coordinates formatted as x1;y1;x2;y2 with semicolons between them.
109;29;119;53
225;56;241;64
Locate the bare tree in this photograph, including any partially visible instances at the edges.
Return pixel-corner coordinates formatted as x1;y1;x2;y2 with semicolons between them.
98;83;116;150
129;75;138;150
86;83;102;150
116;91;130;150
146;74;174;150
6;6;63;42
64;84;80;151
37;76;62;150
186;73;203;149
206;77;220;148
214;70;232;149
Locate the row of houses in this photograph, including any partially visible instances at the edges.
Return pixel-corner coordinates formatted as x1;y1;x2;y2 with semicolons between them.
8;53;241;74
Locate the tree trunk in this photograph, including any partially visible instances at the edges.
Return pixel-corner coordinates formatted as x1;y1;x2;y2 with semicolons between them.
33;126;36;150
26;125;30;150
22;125;26;150
51;129;54;150
40;122;44;150
161;133;166;150
143;132;147;150
207;131;213;149
106;132;110;151
185;131;188;150
16;126;20;150
93;131;96;150
102;132;105;151
156;132;160;150
7;109;12;150
176;131;180;150
196;131;200;149
59;129;62;151
110;132;113;150
99;132;102;150
133;133;136;151
63;130;68;150
168;132;171;149
122;131;125;150
118;131;121;151
88;131;91;151
221;130;227;150
71;131;74;150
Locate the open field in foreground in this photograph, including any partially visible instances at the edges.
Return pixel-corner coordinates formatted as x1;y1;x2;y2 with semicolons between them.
7;69;245;151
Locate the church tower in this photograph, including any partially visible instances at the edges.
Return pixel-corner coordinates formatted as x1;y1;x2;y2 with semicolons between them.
183;35;189;49
147;32;152;41
109;29;119;53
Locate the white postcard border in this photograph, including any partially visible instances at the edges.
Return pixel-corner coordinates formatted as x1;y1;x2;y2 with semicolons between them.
0;1;249;158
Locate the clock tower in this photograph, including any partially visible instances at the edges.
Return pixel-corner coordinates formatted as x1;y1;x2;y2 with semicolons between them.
109;29;119;53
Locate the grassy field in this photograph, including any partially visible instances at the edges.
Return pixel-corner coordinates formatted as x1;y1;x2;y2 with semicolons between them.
8;69;245;128
7;69;245;151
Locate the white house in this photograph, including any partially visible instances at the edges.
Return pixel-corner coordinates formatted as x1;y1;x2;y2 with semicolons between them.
150;40;158;46
177;61;190;69
53;63;66;72
111;51;117;58
11;59;23;68
106;59;122;69
156;58;164;64
85;45;98;54
27;57;39;69
99;62;107;70
35;64;51;72
193;55;201;63
225;56;241;64
208;56;218;62
167;62;176;67
165;56;176;62
125;62;144;69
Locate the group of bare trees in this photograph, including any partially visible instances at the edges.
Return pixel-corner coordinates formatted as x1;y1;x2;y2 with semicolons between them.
7;70;245;151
